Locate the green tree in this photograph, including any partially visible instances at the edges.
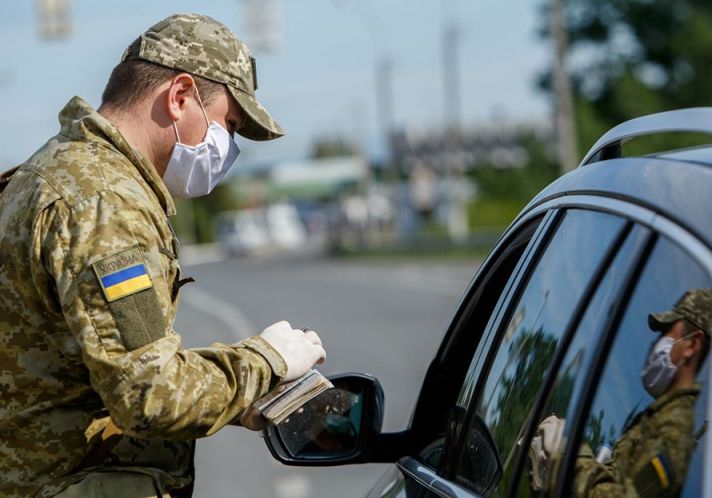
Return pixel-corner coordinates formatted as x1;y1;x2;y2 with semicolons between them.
540;1;712;155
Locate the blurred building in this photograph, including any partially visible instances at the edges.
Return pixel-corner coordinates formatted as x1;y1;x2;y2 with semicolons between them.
389;123;552;174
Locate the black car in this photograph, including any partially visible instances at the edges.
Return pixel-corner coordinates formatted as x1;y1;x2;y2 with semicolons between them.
262;109;712;498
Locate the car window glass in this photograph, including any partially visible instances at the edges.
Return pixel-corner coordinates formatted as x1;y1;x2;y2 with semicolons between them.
454;209;626;496
413;216;544;472
513;226;647;496
570;236;711;498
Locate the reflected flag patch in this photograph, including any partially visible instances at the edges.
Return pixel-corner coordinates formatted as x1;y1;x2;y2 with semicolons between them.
92;247;153;302
650;454;671;489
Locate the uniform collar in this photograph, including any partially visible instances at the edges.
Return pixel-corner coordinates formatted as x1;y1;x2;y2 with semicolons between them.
649;383;701;413
58;96;176;216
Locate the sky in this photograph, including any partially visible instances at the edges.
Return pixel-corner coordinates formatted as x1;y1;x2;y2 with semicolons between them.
0;0;551;170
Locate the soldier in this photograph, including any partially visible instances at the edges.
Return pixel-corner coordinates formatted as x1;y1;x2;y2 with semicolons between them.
0;13;326;497
529;289;711;497
573;288;711;497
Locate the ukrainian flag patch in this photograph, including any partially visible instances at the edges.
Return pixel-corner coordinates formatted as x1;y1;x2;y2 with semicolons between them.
92;247;153;302
650;454;671;489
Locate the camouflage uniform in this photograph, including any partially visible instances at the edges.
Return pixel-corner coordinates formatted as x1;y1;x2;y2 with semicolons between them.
0;14;287;498
574;385;700;498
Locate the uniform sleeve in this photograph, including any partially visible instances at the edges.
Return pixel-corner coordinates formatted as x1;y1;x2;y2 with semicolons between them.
39;192;286;440
573;400;696;498
572;445;628;498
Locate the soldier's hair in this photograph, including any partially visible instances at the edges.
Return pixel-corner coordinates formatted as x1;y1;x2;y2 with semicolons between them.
101;38;225;110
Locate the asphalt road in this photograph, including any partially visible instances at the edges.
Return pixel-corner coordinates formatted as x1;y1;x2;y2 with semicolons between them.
175;253;479;498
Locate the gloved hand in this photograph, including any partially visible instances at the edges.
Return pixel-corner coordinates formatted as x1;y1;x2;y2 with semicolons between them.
529;414;566;492
259;321;326;382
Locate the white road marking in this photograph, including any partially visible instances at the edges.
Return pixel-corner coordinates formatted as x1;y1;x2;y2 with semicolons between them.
275;474;311;498
180;286;256;341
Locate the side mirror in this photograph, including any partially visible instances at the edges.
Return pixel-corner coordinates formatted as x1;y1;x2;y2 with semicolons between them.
263;373;384;465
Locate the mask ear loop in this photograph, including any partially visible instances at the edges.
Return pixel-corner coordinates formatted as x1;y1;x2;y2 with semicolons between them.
171;85;209;145
193;87;211;127
172;121;182;144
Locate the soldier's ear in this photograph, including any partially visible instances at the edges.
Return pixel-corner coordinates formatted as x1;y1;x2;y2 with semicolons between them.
166;73;196;121
686;330;705;358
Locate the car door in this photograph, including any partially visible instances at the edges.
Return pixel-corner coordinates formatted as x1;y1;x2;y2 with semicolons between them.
443;202;712;498
370;206;632;497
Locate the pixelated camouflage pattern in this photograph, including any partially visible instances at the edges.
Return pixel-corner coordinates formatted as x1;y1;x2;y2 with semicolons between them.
649;288;712;335
573;385;700;497
0;96;286;497
123;13;284;142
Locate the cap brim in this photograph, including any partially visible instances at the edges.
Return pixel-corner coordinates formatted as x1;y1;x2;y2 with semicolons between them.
648;310;685;332
228;86;284;141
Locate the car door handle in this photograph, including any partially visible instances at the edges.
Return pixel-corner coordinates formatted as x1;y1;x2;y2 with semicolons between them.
397;457;482;498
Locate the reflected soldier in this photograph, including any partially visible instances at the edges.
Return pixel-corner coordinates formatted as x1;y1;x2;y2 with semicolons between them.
574;288;711;497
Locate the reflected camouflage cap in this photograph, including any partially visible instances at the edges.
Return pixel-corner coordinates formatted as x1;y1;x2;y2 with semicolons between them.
648;288;712;335
122;13;284;141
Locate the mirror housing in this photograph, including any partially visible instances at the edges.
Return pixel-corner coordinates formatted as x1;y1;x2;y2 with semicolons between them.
263;373;385;465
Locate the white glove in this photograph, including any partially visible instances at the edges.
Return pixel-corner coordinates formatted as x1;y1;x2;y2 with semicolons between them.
259;321;326;382
529;415;566;492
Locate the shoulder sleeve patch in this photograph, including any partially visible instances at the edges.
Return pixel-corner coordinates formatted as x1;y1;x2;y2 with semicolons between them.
634;453;673;498
92;247;153;302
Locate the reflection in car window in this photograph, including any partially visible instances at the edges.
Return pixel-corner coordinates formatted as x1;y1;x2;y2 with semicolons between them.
518;226;647;495
572;237;711;498
455;209;626;496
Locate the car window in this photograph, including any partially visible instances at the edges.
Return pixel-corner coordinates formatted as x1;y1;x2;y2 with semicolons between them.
568;236;712;498
454;209;627;497
511;225;649;496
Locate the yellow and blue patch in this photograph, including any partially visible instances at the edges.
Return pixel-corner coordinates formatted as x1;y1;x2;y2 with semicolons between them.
92;247;153;302
650;454;671;489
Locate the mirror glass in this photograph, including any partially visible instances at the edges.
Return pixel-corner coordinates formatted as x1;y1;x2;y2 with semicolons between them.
277;382;364;459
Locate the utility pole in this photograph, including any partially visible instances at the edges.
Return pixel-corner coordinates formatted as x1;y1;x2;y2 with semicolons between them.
442;21;462;134
375;56;395;164
36;0;72;40
441;16;468;242
241;0;282;54
549;0;579;173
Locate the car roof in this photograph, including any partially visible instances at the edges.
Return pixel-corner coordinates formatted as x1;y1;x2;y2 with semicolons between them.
524;156;712;249
522;107;712;249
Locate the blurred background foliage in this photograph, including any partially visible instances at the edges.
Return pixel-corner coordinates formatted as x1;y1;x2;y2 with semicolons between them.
540;0;712;156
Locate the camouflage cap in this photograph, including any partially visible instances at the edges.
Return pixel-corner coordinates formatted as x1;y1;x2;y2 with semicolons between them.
648;288;712;335
122;13;284;141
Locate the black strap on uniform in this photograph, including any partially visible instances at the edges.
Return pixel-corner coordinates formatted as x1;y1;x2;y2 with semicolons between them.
0;166;18;194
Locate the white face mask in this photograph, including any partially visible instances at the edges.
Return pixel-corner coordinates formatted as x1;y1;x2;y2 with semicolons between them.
641;335;690;398
163;90;240;198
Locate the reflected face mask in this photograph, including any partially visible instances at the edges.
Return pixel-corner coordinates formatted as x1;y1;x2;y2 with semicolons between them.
163;90;240;198
641;335;688;398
